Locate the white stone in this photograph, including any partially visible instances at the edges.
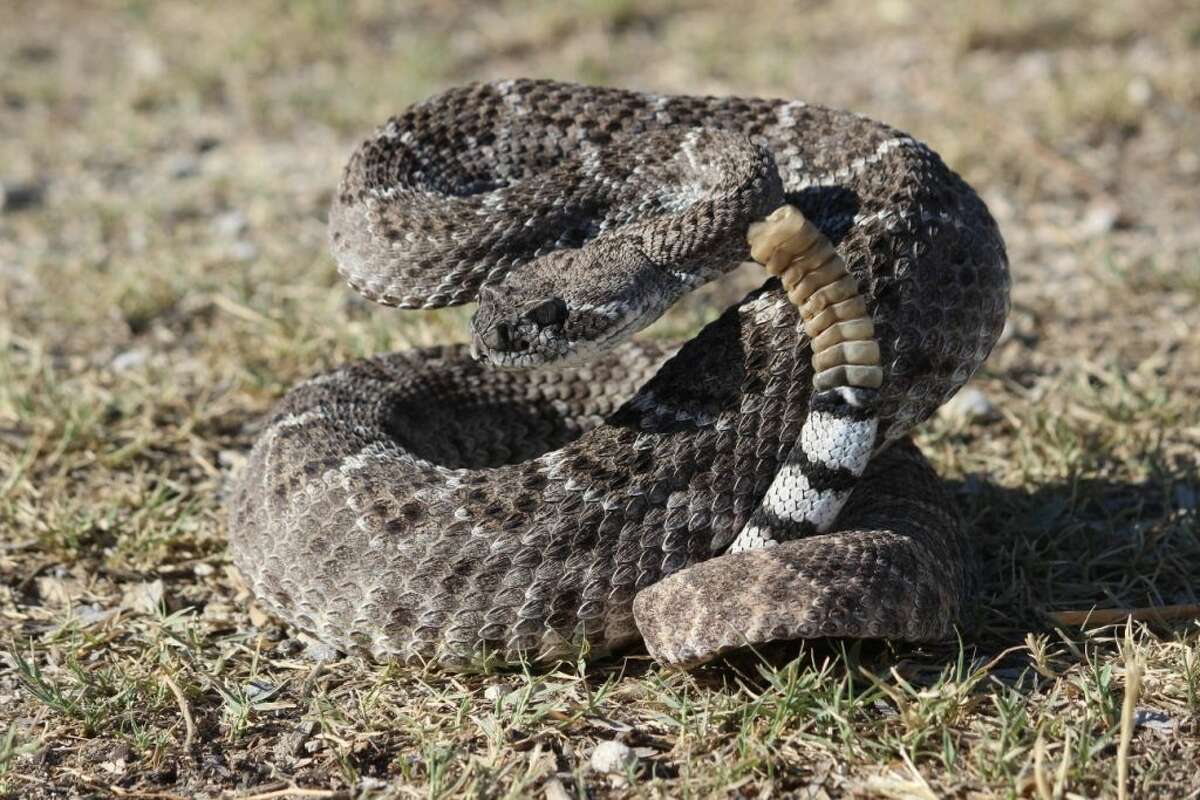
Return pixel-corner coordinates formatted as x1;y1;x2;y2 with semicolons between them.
211;209;249;238
590;740;637;773
1077;202;1120;238
543;777;572;800
110;350;148;372
228;241;259;262
941;387;997;423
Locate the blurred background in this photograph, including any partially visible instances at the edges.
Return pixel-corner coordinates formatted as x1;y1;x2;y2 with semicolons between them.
2;1;1199;796
3;0;1198;383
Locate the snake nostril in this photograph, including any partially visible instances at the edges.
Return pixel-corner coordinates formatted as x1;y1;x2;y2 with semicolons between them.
484;320;515;351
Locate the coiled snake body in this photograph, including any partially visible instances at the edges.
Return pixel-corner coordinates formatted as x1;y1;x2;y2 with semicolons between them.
228;80;1009;669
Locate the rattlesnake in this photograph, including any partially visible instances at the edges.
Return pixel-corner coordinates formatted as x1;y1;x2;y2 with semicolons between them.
228;80;1009;669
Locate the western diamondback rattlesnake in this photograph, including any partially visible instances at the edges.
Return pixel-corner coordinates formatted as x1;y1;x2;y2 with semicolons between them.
228;79;1010;669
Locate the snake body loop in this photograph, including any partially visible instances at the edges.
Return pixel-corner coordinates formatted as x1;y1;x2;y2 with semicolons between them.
228;80;1009;668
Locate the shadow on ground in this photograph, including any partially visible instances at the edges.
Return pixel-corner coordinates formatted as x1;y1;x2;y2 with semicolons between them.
679;464;1199;687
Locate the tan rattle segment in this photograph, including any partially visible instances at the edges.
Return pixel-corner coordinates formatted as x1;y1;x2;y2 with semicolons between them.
747;206;883;390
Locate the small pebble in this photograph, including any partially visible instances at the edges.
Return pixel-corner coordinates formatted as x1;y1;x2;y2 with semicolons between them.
940;386;997;424
165;154;200;180
1126;76;1152;107
590;740;637;774
75;604;118;627
218;449;246;469
228;241;259;262
128;43;165;79
1077;201;1121;238
243;680;277;702
110;350;148;372
1134;707;1175;734
211;209;248;239
272;638;304;658
356;777;389;794
543;777;572;800
301;636;340;662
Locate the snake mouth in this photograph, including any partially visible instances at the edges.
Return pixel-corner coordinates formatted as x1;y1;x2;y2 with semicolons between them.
470;332;580;368
469;325;576;369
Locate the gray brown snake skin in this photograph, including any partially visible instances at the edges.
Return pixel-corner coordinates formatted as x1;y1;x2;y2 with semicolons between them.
228;80;1010;669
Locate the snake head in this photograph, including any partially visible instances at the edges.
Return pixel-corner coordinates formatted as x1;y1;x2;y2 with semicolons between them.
470;287;572;366
470;238;686;368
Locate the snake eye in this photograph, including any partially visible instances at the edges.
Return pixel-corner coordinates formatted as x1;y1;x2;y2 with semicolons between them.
524;297;568;327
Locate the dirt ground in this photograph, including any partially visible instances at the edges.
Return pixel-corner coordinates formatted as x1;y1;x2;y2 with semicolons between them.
2;1;1198;797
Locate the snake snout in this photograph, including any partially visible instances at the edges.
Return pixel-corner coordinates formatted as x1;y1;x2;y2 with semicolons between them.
483;297;568;353
471;285;575;366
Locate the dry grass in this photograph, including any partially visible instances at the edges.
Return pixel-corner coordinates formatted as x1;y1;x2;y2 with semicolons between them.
2;1;1199;797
